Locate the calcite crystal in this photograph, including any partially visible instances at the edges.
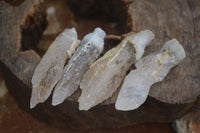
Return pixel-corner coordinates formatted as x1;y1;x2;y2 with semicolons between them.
30;28;80;108
115;39;186;111
78;30;155;110
52;28;106;106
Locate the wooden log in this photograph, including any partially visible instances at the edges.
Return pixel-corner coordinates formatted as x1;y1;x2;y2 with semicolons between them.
0;0;200;129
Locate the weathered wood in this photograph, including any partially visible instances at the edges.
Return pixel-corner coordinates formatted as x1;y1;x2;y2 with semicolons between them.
0;0;45;86
0;0;200;129
129;0;200;105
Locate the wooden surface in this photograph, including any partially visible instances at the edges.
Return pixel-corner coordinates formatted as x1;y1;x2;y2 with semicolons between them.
129;0;200;104
0;94;175;133
0;0;200;129
0;68;176;133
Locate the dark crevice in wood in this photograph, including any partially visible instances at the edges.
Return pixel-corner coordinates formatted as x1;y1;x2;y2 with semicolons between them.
3;0;25;6
20;3;47;52
67;0;133;33
19;0;132;57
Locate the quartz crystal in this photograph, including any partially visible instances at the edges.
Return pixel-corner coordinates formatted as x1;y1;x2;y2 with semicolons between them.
52;28;106;106
115;39;186;111
78;30;155;110
30;28;80;108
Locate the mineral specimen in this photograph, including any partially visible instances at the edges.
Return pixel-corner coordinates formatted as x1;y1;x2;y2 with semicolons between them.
52;28;106;106
78;30;155;110
115;39;186;111
30;28;80;108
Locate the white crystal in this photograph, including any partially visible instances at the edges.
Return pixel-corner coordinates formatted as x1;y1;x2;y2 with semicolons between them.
81;27;105;53
52;28;106;106
126;30;155;60
78;30;154;110
115;39;186;111
30;28;80;109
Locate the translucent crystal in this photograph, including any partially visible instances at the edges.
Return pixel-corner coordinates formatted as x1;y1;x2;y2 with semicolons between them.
30;28;80;108
52;28;106;106
78;30;155;110
115;39;186;111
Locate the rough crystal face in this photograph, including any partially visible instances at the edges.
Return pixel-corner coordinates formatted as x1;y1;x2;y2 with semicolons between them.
115;39;186;111
78;30;155;110
30;28;80;108
52;28;106;106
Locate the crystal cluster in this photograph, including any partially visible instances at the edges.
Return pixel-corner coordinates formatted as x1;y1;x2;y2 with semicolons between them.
30;27;186;112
